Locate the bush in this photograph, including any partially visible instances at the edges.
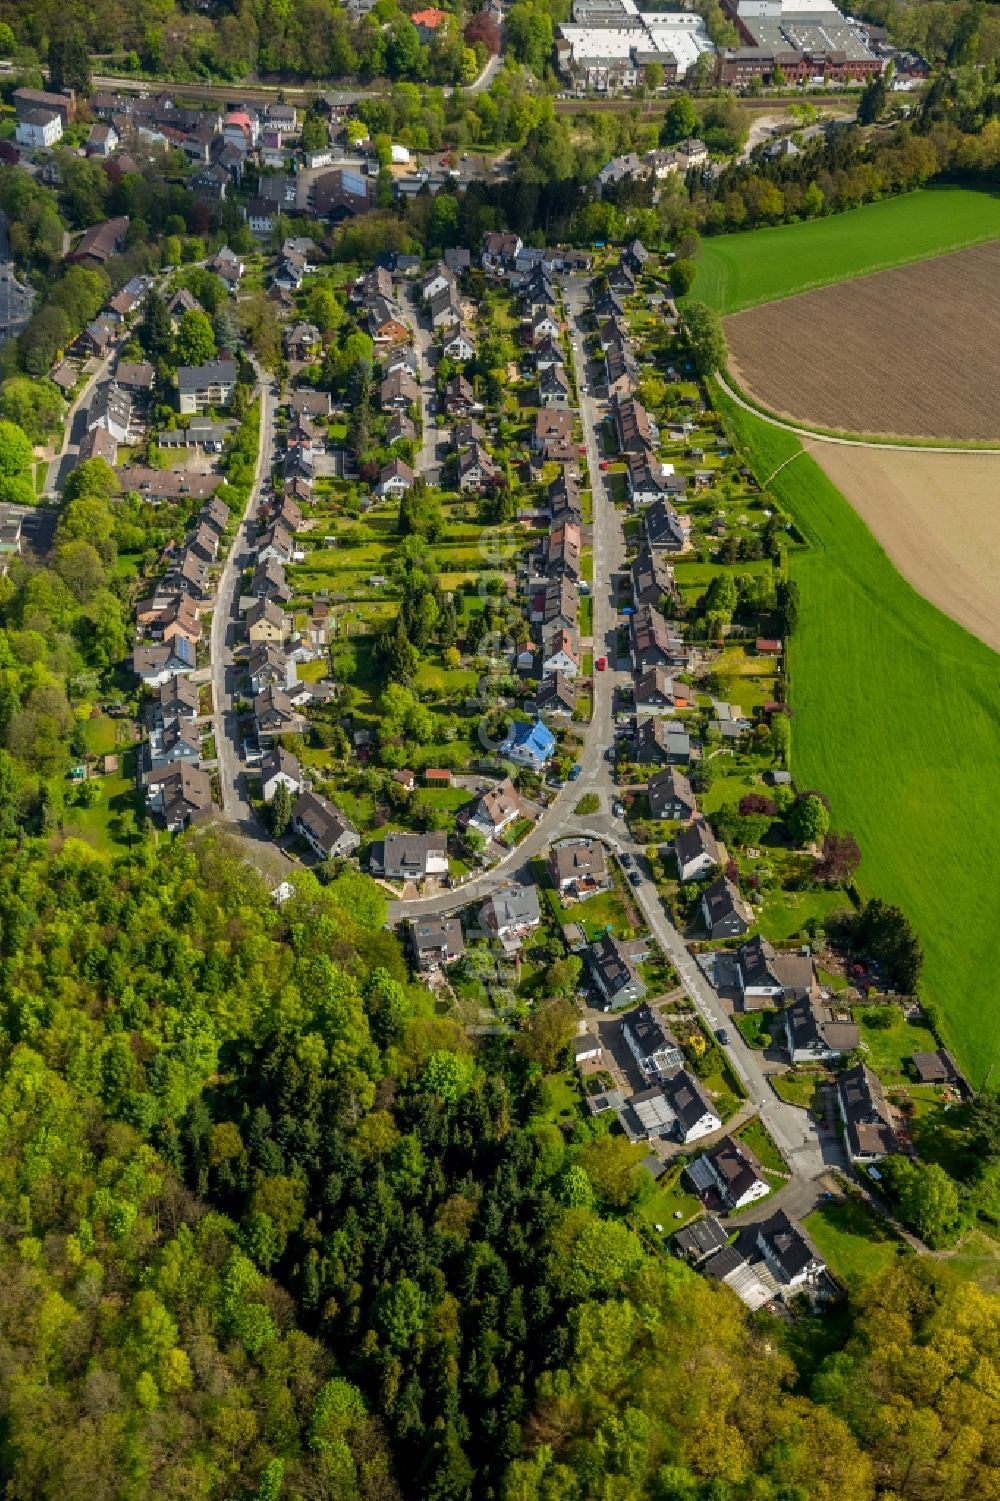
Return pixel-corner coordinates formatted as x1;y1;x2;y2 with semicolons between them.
574;793;600;815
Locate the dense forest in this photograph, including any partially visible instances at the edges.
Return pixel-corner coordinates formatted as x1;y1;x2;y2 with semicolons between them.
0;828;997;1498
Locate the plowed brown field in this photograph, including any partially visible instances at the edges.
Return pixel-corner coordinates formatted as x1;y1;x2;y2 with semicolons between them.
724;241;1000;442
808;442;1000;650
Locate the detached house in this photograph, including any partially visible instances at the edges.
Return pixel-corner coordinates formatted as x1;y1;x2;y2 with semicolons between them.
548;839;609;900
589;933;646;1011
755;1211;825;1291
674;819;720;883
482;884;541;943
784;995;860;1064
622;1005;683;1077
468;777;521;841
409;916;465;972
292;791;360;860
376;832;449;882
837;1064;899;1164
736;935;817;1004
648;767;697;823
502;718;555;771
701;875;753;939
376;458;414;498
687;1135;770;1211
542;625;580;678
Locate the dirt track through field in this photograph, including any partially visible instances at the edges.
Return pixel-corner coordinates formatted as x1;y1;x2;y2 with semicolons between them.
809;443;1000;650
725;242;1000;442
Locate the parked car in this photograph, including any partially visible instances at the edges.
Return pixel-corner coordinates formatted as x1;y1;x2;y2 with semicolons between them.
715;1028;730;1046
629;871;642;887
568;763;582;781
621;853;632;867
600;460;609;471
596;657;607;671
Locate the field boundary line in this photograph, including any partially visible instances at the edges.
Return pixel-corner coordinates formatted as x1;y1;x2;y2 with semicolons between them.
715;374;1000;457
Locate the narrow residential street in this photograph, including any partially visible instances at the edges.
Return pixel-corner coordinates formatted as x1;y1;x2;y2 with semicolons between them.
410;288;441;482
45;344;119;497
209;364;278;829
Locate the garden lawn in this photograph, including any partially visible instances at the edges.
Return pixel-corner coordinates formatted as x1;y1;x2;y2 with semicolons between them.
634;1169;703;1233
853;1005;940;1085
695;186;1000;313
717;388;1000;1086
804;1196;904;1290
735;1116;787;1177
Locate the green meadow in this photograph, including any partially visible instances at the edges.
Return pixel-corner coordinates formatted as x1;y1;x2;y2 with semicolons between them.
694;187;1000;313
715;387;1000;1085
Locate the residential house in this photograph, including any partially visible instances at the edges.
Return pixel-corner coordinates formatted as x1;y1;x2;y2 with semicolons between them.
207;247;243;291
533;576;578;630
622;1004;684;1077
387;413;416;446
375;458;414;498
428;286;462;331
177;359;237;414
252;558;292;603
634;716;691;766
409;916;465;971
376;832;449;882
17;109;64;149
77;426;118;465
291;791;360;860
548;839;609;899
630;605;686;673
154;675;200;723
614;393;658;455
634;667;693;712
88;382;131;444
81;317;116;357
442;325;475;361
549;471;583;526
536;673;576;718
532;410;572;452
545;521;581;581
13;86;76;126
290;389;332;420
654;1070;722;1145
257;522;293;565
187;523;220;565
631;548;679;611
590;933;646;1011
701;876;753;940
380;367;420;411
255;686;303;736
153;593;203;648
149;718;202;768
644;496;691;551
736;935;817;1004
468;777;521;841
539;364;572;408
115;360;155;395
145;763;213;831
647;767;697;823
674;819;720;882
260;746;303;802
481;230;523;275
458;443;500;492
444;374;474;415
784;995;860;1064
502;718;555;771
837;1064;899;1163
285;321;321;360
542;625;580;678
755;1210;826;1290
420;262;455;302
246;596;287;644
482;884;541;942
132;639;195;687
672;1216;729;1266
311;167;372;219
606;341;639;399
686;1134;770;1211
534;334;563;371
623;238;650;275
443;247;471;275
248;641;294;695
367;297;409;346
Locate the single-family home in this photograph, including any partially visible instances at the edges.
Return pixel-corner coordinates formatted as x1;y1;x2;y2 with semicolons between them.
381;368;420;411
532;409;573;452
837;1063;899;1163
784;995;860;1064
16;107;64;149
634;716;691;766
502;718;555;771
548;839;609;899
536;674;576;718
533;575;579;630
545;521;581;581
755;1210;826;1290
252;558;292;603
88;382;132;444
673;1216;730;1267
376;458;414;498
375;832;449;882
133;639;195;687
673;819;721;883
257;522;293;565
701;875;753;940
481;230;523;275
590;932;646;1011
246;596;287;644
291;791;360;860
653;1069;722;1145
260;745;303;802
248;641;294;695
442;325;476;362
482;883;542;942
409;916;465;972
686;1134;770;1211
648;767;697;823
458;443;500;492
644;497;691;551
145;763;213;831
630;605;686;674
444;374;475;415
468;777;521;840
542;625;580;678
539;364;572;408
622;1004;684;1077
736;935;817;1004
633;667;693;712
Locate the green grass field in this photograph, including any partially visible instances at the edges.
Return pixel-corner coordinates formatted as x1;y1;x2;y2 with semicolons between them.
695;187;1000;313
804;1196;904;1289
716;388;1000;1085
